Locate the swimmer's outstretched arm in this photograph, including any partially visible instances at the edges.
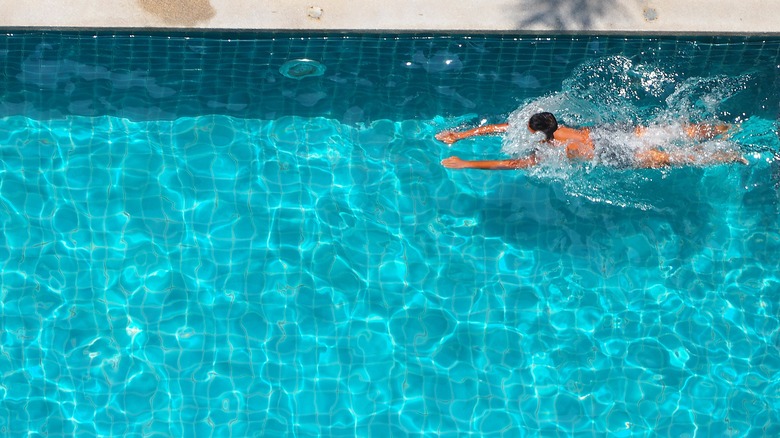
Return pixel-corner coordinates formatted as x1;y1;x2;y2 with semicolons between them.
436;123;509;145
441;154;537;170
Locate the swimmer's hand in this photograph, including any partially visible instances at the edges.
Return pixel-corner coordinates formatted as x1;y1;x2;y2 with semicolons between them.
435;131;461;145
441;156;469;168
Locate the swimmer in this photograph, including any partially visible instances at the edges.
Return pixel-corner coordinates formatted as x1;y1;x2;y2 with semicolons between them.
437;112;747;170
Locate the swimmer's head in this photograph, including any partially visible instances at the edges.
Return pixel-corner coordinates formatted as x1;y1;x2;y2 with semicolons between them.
528;112;558;141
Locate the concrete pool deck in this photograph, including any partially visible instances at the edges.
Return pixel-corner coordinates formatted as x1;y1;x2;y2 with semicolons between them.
1;0;779;35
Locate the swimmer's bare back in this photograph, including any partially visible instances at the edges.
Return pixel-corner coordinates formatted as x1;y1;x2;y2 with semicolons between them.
550;126;595;160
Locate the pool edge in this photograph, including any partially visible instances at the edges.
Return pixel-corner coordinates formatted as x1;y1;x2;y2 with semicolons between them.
2;0;780;36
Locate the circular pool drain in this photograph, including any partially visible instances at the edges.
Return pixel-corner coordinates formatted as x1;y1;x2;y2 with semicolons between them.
279;59;326;79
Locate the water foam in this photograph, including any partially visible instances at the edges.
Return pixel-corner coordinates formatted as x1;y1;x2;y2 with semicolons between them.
500;56;760;209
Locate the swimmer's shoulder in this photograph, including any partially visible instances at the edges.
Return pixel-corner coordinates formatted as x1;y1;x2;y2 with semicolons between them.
556;126;593;145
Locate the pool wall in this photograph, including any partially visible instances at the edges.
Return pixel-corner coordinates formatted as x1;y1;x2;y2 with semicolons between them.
4;33;777;125
2;0;780;34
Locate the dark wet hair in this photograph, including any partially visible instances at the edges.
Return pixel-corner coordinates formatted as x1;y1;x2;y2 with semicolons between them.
528;112;558;141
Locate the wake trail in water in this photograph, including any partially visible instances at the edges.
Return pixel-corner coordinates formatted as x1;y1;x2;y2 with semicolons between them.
496;55;778;209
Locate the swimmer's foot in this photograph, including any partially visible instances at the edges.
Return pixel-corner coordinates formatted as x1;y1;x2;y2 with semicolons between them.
714;124;737;141
726;151;749;165
713;124;731;137
713;151;748;165
435;131;462;145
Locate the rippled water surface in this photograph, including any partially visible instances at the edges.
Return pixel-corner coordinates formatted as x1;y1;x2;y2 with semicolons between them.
0;33;779;437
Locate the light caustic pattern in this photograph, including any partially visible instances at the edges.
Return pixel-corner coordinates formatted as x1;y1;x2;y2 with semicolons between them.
0;46;779;436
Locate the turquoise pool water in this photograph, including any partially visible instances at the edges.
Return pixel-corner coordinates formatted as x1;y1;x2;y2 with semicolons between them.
0;33;779;437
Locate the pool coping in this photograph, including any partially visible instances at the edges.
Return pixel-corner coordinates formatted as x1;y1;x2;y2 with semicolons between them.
2;0;780;36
